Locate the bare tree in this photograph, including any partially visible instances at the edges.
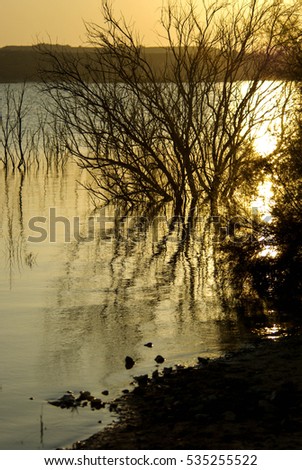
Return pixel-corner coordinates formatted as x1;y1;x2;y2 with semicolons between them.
39;0;299;215
0;83;38;170
0;83;68;171
0;85;18;168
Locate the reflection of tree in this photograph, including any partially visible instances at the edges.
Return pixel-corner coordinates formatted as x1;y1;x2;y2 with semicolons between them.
40;202;262;387
51;207;233;324
0;165;78;288
1;172;36;288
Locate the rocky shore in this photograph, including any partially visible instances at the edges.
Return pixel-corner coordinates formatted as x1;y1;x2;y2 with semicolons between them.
74;335;302;450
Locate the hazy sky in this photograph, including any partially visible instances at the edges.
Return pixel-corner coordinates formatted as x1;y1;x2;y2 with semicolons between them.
0;0;164;47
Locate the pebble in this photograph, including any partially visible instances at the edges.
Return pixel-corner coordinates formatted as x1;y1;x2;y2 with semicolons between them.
154;355;165;364
90;398;103;410
78;391;93;401
125;356;135;369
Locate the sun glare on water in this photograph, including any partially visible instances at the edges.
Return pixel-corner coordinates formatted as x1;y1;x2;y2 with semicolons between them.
252;180;274;219
253;131;278;157
251;182;278;258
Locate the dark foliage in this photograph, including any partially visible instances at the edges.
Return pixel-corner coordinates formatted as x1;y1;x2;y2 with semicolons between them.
222;101;302;311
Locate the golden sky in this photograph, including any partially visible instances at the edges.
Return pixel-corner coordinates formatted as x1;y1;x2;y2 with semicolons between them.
0;0;164;47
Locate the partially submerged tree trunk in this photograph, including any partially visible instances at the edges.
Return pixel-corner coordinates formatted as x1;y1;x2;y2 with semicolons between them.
38;0;300;215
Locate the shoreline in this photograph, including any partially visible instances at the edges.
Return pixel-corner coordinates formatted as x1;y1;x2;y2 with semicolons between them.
73;334;302;450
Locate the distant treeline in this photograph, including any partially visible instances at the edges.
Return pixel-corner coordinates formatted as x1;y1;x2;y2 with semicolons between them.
0;45;170;83
0;44;283;83
0;46;41;82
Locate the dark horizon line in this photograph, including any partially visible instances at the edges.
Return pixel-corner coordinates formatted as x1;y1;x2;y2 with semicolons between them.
0;44;168;50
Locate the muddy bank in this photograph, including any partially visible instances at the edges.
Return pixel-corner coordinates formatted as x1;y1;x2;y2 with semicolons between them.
74;335;302;450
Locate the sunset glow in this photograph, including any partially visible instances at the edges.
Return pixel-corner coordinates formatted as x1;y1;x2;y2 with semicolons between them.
0;0;163;47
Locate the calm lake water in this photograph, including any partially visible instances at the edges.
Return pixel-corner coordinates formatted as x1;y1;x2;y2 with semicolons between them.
0;82;291;450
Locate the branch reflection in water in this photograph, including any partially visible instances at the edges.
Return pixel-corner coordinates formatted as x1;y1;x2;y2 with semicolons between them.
0;78;298;450
1;164;260;450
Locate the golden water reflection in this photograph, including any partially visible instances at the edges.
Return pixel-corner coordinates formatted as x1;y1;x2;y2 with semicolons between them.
251;323;289;341
253;132;278;157
0;80;299;450
0;166;255;450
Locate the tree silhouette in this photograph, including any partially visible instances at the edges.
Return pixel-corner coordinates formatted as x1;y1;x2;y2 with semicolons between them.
39;0;299;215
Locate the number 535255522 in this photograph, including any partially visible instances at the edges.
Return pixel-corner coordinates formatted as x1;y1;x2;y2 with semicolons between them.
186;454;257;466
